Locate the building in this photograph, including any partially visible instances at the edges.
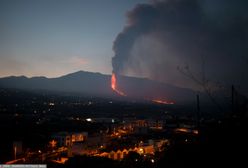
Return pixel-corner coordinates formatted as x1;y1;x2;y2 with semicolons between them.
52;132;88;147
96;146;155;160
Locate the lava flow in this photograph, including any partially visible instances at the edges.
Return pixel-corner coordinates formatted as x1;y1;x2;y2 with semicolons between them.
152;99;174;105
111;73;126;96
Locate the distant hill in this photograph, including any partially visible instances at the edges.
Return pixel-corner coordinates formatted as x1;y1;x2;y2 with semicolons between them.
0;71;196;103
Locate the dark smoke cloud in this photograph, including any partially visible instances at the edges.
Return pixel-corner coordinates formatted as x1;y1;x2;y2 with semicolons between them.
112;0;248;91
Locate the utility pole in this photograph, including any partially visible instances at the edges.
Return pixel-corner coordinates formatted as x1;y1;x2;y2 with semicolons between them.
14;145;17;160
231;85;235;115
196;94;200;129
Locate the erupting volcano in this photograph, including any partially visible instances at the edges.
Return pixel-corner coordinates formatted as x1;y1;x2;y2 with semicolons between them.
111;73;126;96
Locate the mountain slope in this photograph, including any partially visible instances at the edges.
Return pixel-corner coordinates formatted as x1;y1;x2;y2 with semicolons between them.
0;71;196;103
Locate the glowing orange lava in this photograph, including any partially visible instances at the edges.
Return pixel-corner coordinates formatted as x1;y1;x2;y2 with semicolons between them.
152;99;174;105
111;73;126;96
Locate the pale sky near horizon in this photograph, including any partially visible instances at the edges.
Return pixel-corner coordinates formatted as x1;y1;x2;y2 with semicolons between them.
0;0;149;77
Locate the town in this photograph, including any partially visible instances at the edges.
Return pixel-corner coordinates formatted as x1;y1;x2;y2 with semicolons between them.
0;88;202;167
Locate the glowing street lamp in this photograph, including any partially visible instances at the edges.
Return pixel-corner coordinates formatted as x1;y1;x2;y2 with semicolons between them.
49;140;57;148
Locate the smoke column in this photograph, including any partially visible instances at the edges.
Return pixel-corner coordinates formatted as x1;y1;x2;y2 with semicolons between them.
112;0;248;90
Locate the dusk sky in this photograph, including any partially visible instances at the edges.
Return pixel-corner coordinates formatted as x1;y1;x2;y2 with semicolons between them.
1;0;248;92
0;0;148;77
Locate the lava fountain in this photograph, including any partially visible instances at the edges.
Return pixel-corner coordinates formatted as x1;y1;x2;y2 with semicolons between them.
111;73;126;96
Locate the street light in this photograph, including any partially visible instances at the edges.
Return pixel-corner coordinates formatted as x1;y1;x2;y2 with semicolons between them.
49;140;57;148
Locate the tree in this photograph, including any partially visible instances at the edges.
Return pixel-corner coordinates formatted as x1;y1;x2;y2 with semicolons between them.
177;56;223;112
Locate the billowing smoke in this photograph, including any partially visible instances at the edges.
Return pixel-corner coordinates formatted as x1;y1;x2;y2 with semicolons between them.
112;0;248;90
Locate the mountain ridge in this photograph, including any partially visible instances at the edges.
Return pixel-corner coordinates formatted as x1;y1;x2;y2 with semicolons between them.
0;71;196;103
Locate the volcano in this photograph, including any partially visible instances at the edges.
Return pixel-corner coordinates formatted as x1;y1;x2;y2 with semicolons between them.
0;71;196;103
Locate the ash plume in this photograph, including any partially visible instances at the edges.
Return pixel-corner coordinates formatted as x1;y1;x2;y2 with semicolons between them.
112;0;248;90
